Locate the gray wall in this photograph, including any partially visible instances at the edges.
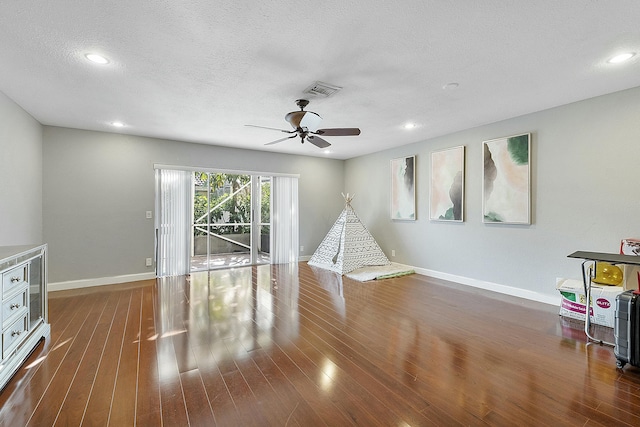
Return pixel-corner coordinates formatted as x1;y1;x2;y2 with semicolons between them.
43;127;345;283
17;85;640;301
345;86;640;303
0;91;43;246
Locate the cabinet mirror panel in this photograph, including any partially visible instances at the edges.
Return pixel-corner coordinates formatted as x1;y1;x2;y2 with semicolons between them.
29;254;43;327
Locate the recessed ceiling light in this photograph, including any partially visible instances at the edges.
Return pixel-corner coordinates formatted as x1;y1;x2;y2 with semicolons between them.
85;53;109;64
111;121;125;128
323;150;332;154
404;123;416;130
443;82;459;90
608;52;635;63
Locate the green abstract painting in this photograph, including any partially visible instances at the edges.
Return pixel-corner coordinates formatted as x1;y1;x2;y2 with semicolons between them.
483;133;531;224
430;146;465;222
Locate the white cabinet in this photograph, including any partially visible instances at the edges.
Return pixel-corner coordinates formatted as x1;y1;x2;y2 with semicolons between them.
0;244;50;391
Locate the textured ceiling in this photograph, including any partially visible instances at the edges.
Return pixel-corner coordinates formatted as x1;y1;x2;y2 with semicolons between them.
1;1;639;159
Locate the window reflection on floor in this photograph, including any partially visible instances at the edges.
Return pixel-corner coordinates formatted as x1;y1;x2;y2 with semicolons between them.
190;252;270;271
156;264;299;366
308;265;346;320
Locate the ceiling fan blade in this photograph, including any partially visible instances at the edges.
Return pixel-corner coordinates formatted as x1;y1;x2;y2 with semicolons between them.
245;124;294;133
265;135;297;146
307;135;331;149
315;128;361;136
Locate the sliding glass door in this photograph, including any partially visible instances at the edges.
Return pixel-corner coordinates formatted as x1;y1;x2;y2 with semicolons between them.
155;165;297;277
191;172;271;271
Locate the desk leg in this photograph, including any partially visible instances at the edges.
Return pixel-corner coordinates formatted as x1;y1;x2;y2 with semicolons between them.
581;260;614;346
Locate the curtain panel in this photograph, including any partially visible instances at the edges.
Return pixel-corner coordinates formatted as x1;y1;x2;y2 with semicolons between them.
155;169;192;277
270;176;299;264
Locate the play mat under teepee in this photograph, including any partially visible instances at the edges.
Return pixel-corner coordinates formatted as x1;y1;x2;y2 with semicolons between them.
308;193;414;280
344;262;415;282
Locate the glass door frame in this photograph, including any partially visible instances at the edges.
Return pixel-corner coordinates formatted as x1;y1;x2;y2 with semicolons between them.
154;164;299;274
192;171;270;271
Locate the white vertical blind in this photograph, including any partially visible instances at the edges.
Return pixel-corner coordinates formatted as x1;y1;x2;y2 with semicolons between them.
270;176;299;264
155;169;192;277
250;176;260;265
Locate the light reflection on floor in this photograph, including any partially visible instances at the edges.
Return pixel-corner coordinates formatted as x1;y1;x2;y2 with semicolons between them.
190;253;271;271
157;264;300;365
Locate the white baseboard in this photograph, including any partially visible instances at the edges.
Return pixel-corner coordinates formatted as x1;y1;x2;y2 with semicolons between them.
411;266;559;307
299;255;311;262
49;263;560;307
49;272;157;292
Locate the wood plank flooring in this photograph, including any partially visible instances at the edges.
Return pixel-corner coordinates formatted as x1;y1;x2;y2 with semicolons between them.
1;262;639;426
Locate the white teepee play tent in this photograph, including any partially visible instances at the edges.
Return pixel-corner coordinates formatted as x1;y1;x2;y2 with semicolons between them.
308;194;390;274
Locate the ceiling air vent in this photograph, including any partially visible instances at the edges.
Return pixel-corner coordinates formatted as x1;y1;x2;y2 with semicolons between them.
303;81;342;98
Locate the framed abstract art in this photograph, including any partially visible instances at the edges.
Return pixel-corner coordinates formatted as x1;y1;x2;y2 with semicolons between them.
390;155;415;220
430;146;465;222
482;133;531;224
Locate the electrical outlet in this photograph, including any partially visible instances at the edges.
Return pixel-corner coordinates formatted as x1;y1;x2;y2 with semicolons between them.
146;258;153;266
391;250;396;257
300;246;304;252
146;211;152;219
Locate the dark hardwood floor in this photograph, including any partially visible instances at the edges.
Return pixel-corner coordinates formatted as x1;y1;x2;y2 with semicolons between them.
1;262;639;426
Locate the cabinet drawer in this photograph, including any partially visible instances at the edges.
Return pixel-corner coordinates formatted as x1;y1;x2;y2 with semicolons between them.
2;313;28;358
2;264;28;295
2;289;28;328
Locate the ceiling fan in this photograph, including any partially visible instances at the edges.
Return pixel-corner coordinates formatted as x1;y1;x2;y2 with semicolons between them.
246;99;361;148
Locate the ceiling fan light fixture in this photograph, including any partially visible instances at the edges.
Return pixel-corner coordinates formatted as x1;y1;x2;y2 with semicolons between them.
299;111;322;132
284;111;303;128
285;109;322;132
